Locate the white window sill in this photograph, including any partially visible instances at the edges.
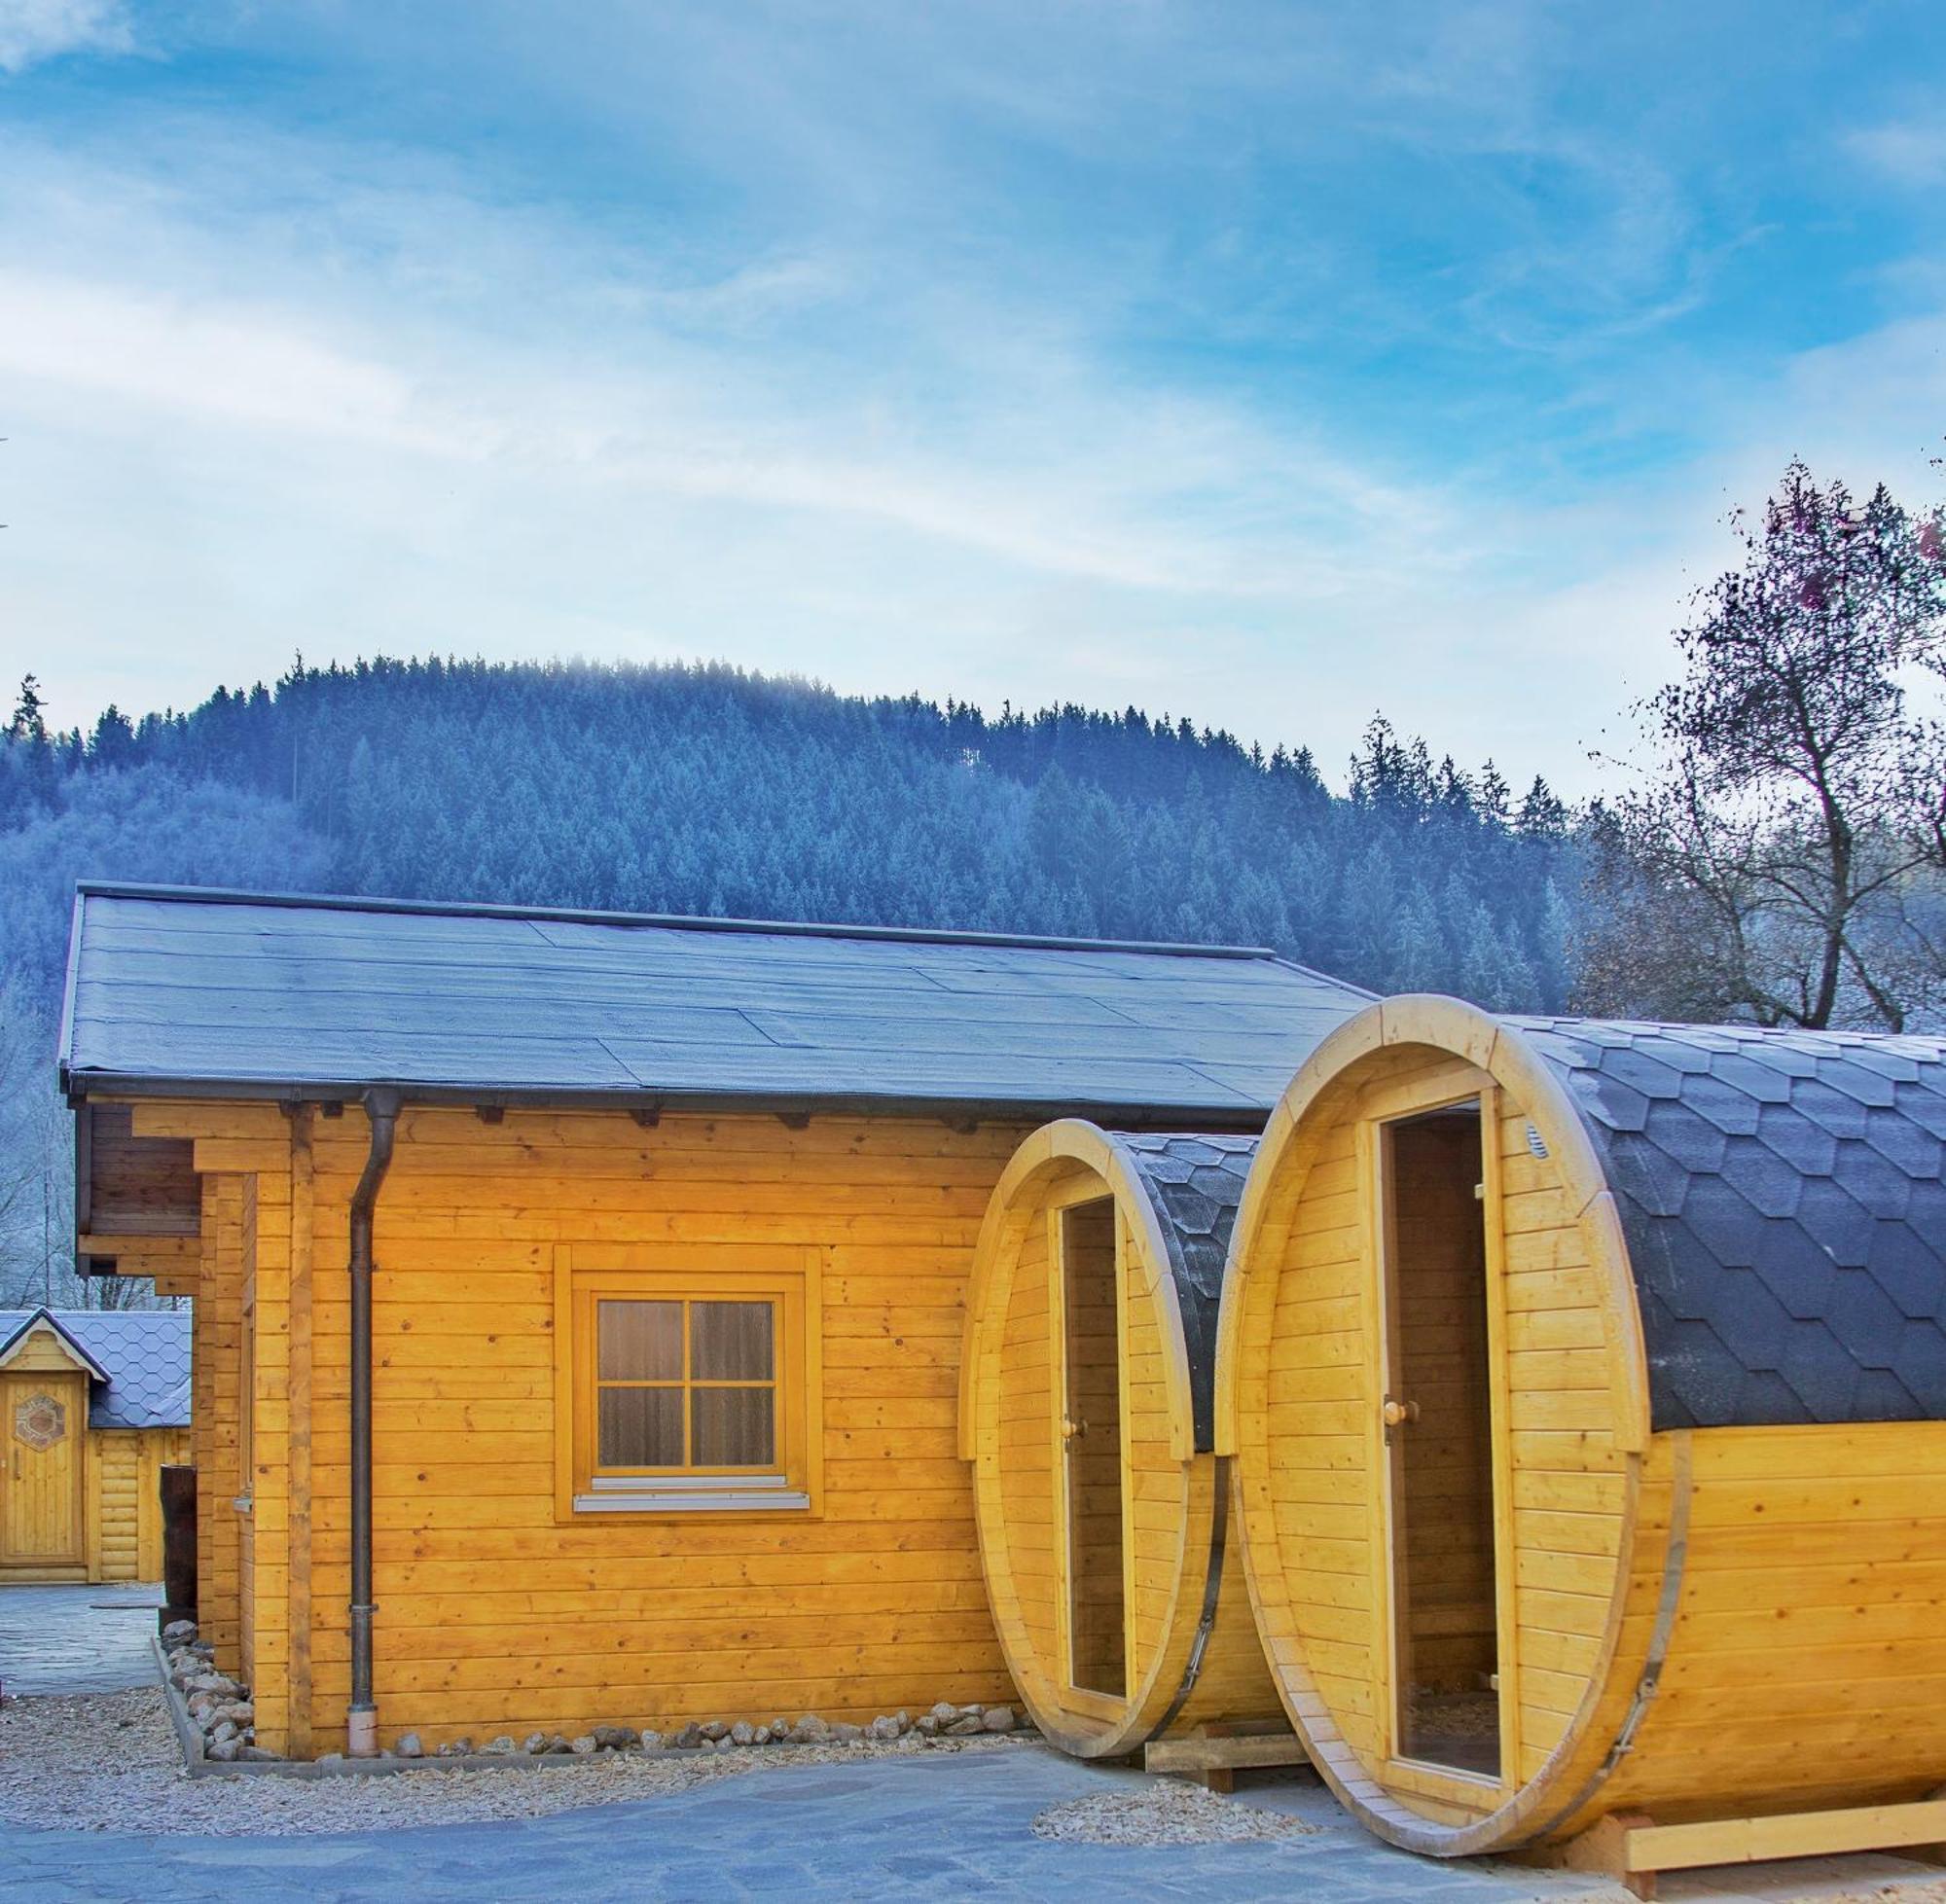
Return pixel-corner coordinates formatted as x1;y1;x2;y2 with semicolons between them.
575;1473;807;1514
573;1490;810;1514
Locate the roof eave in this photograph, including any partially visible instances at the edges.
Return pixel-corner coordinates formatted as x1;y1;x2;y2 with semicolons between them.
61;1068;1272;1132
56;886;86;1095
0;1307;113;1383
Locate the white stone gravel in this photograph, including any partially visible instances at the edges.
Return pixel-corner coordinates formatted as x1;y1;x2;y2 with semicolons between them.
1031;1779;1319;1847
0;1687;1037;1837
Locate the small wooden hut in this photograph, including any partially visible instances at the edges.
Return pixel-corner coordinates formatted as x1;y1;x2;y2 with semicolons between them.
0;1308;191;1582
958;1120;1286;1759
1215;996;1946;1891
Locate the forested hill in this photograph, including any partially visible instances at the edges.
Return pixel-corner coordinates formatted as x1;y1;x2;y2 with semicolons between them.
0;657;1580;1018
0;655;1584;1304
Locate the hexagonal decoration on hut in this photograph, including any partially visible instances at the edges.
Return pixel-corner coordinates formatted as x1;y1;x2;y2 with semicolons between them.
14;1391;66;1451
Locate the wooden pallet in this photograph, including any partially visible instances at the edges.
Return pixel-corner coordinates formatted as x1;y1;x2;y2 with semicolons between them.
1142;1724;1315;1794
1550;1798;1946;1900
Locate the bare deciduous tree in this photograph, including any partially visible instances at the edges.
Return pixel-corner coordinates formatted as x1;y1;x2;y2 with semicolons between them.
1580;458;1946;1030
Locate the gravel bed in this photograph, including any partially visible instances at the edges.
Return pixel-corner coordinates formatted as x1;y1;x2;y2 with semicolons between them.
1031;1780;1319;1847
0;1687;1037;1837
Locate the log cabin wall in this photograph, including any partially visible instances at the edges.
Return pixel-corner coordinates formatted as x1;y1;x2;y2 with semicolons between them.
143;1098;1032;1756
93;1423;193;1581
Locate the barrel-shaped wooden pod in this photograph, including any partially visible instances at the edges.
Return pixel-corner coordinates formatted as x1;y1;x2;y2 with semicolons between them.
958;1120;1285;1757
1216;995;1946;1871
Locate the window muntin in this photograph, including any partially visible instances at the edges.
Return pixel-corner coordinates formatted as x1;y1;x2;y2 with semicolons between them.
562;1258;817;1517
594;1297;777;1472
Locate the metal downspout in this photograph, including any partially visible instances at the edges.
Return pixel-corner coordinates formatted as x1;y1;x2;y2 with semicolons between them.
346;1087;401;1757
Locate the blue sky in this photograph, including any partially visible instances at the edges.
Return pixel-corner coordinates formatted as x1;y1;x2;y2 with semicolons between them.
2;1;1943;790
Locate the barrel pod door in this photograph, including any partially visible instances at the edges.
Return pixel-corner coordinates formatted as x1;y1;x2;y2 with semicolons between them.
1217;995;1946;1862
960;1121;1283;1758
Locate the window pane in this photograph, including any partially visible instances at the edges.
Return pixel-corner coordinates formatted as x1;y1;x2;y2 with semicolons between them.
598;1386;683;1467
598;1301;682;1381
691;1302;774;1381
692;1386;775;1467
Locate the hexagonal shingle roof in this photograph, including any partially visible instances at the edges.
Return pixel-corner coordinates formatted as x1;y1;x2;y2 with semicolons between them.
0;1308;191;1429
1509;1017;1946;1430
1114;1132;1258;1452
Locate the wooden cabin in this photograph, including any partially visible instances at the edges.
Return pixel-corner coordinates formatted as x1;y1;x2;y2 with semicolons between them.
0;1307;191;1582
959;1120;1284;1759
1214;994;1946;1889
58;881;1367;1758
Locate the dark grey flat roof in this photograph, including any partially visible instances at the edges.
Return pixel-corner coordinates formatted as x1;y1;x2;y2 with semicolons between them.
0;1308;191;1430
1516;1015;1946;1431
60;884;1370;1123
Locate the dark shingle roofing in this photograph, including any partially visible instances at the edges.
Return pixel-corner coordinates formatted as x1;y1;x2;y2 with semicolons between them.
0;1309;191;1429
1116;1133;1257;1452
60;884;1369;1123
1512;1016;1946;1431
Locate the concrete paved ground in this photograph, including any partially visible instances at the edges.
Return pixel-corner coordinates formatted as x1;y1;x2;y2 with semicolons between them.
5;1742;1943;1904
0;1581;162;1696
2;1595;1939;1904
1;1748;1599;1904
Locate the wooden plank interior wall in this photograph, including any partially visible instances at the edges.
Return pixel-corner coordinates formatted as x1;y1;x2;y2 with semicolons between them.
147;1102;1032;1753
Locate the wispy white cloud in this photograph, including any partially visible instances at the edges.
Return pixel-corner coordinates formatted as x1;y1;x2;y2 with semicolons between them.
1845;116;1946;188
0;0;130;74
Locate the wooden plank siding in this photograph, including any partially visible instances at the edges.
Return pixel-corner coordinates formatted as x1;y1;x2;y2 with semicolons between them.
143;1101;1032;1755
1591;1419;1946;1823
92;1423;192;1581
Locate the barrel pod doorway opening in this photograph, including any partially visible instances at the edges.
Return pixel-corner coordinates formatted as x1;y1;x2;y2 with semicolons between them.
960;1120;1288;1759
1380;1098;1502;1782
1056;1195;1126;1706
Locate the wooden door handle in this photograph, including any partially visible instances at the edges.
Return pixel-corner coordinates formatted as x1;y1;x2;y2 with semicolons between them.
1061;1416;1086;1442
1382;1398;1420;1429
